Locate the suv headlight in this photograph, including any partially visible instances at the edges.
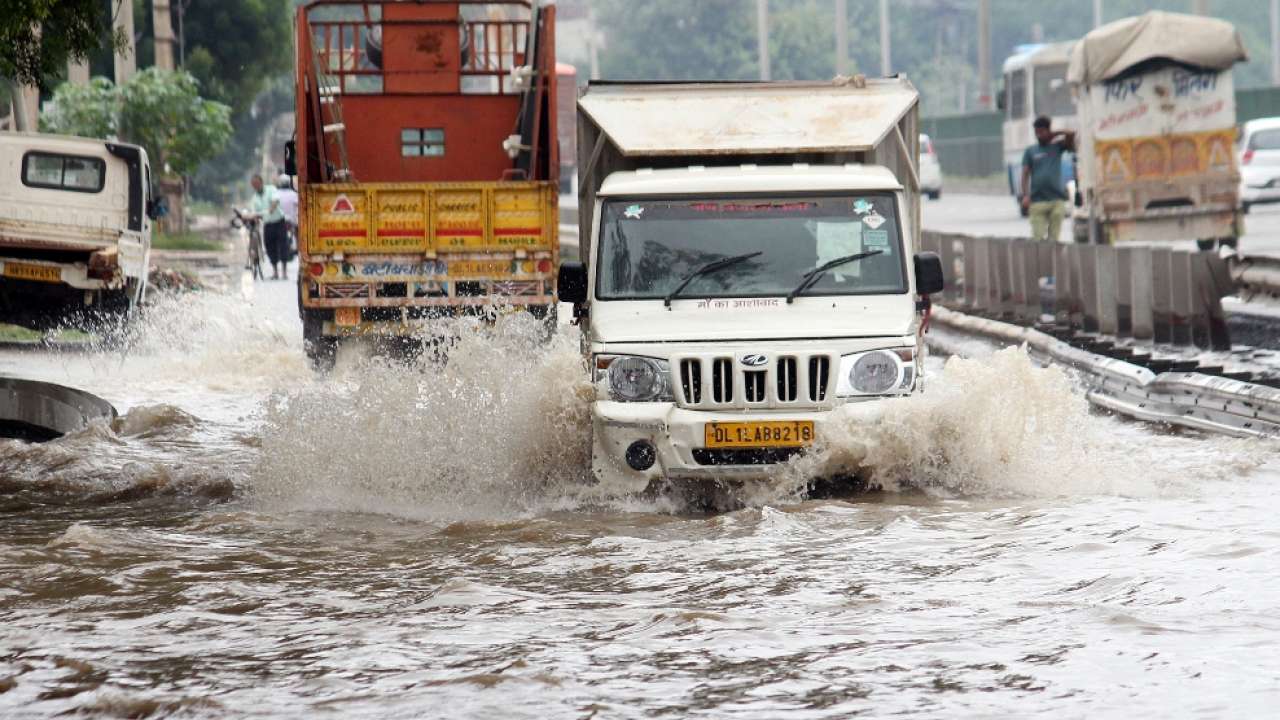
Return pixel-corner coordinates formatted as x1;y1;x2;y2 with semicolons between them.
596;355;673;402
836;348;915;397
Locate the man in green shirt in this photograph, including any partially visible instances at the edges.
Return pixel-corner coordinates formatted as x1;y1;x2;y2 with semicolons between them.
1021;115;1076;242
248;174;289;279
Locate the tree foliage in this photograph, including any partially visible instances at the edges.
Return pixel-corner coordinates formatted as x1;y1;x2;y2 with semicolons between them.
39;76;119;137
180;0;293;116
120;68;233;175
0;0;121;87
40;68;232;177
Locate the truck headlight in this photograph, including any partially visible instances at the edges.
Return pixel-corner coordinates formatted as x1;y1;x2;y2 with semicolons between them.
597;355;673;402
836;348;915;396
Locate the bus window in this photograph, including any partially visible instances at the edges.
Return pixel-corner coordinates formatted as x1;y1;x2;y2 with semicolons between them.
1008;70;1027;120
1033;62;1073;118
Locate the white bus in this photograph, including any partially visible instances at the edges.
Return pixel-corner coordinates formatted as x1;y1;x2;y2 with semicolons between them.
999;41;1077;214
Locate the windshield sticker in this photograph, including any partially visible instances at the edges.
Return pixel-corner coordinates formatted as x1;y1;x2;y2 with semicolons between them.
624;204;644;219
863;212;886;229
863;229;890;247
852;199;874;215
813;221;863;277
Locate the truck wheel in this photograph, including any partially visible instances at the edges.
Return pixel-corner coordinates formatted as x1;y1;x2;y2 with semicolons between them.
302;308;337;372
1242;202;1252;215
928;189;941;200
1195;239;1216;252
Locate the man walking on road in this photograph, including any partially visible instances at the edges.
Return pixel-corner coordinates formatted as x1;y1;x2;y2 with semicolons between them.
1021;116;1075;242
249;174;289;280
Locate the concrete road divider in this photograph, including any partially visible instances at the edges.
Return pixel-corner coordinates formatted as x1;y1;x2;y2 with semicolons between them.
0;377;117;442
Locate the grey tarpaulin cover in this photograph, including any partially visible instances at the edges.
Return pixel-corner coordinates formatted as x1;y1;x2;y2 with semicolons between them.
1067;11;1247;85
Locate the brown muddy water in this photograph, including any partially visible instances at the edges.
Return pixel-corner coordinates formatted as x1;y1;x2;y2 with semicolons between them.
2;287;1280;718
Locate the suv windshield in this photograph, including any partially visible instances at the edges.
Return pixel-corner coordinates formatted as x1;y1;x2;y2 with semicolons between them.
596;194;906;301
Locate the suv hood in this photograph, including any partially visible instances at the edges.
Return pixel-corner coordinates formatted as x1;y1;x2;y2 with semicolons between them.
589;295;916;343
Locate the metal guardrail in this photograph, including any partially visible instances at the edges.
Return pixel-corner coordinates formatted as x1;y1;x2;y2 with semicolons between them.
920;231;1236;350
929;307;1280;439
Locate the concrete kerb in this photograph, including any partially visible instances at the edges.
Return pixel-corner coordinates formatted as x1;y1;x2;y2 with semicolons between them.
929;305;1280;438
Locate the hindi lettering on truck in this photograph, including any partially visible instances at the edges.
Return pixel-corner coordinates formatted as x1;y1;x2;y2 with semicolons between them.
292;0;560;369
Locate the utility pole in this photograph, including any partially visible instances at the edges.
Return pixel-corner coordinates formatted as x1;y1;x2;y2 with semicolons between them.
1272;0;1280;85
113;0;137;84
1094;0;1104;27
879;0;890;76
153;0;176;71
835;0;848;76
757;0;770;81
586;4;601;80
977;0;991;110
67;59;90;85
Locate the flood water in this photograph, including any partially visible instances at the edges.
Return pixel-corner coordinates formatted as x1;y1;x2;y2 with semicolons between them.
3;282;1279;718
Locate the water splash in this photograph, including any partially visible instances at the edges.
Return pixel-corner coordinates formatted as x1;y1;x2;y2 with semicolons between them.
789;346;1274;498
251;314;593;520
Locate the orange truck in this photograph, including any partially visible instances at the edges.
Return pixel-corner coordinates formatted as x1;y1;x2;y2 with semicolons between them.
291;0;559;368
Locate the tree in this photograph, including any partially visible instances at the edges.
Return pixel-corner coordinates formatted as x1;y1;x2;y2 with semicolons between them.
596;0;758;81
0;0;122;87
39;76;119;137
119;68;232;176
180;0;293;117
39;68;232;230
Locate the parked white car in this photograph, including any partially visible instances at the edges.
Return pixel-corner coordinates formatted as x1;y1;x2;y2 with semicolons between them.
1239;117;1280;213
919;133;942;200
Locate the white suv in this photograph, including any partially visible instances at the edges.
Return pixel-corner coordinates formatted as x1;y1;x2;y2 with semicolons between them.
1239;117;1280;213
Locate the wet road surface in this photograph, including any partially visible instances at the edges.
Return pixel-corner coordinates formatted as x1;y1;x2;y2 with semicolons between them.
2;274;1279;718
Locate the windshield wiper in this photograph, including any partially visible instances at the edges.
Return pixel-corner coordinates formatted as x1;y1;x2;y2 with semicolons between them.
785;250;884;303
664;251;763;308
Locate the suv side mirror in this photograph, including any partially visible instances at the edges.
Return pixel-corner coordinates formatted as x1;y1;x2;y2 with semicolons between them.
558;261;587;304
284;140;297;177
914;252;945;295
147;195;169;220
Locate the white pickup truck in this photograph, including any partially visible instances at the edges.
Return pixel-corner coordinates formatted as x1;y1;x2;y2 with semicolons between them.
558;78;944;494
0;133;164;328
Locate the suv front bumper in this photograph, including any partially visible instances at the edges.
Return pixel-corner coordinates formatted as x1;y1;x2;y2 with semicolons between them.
591;400;886;492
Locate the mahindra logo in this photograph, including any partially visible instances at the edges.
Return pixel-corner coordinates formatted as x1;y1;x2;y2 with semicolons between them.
740;354;768;367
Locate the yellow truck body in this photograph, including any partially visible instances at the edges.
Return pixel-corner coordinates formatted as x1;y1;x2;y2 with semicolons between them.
298;180;559;330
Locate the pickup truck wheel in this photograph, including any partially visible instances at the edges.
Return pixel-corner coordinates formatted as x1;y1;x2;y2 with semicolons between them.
302;308;337;372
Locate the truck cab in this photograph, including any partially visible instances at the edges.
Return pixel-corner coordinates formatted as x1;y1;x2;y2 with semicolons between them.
561;79;943;492
0;133;159;328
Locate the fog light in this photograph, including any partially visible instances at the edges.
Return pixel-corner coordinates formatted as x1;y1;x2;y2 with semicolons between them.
625;440;656;471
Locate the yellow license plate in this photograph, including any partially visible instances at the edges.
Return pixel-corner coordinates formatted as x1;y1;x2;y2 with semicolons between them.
3;261;61;283
446;260;512;278
704;421;815;449
334;307;360;326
